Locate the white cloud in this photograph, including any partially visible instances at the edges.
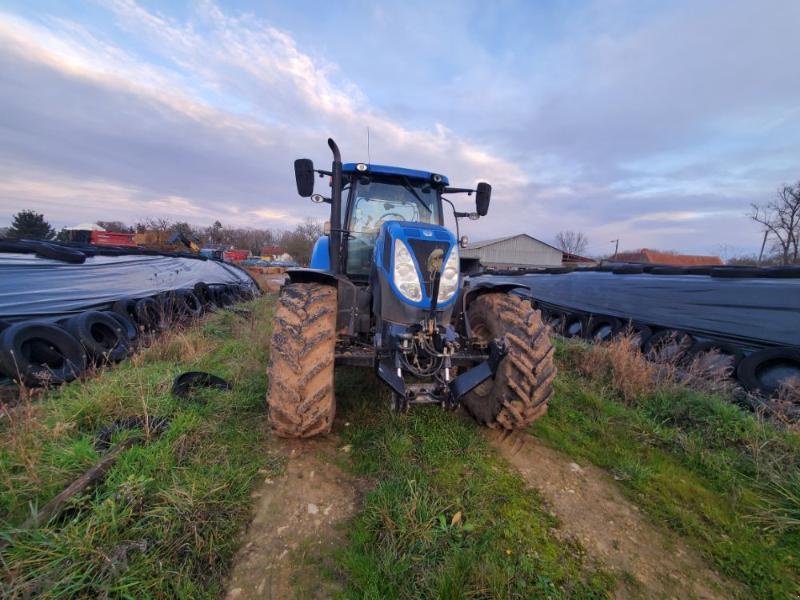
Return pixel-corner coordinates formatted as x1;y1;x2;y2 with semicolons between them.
0;0;797;257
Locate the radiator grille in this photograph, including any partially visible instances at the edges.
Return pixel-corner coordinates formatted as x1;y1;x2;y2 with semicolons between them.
407;239;450;297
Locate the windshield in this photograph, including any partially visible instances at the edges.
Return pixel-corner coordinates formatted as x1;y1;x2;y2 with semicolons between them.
346;178;441;275
350;180;440;233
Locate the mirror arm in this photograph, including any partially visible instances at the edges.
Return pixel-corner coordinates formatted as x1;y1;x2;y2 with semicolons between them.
442;186;474;195
315;169;332;177
441;197;461;242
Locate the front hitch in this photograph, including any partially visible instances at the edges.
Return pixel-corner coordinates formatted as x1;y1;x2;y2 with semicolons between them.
448;338;507;403
375;334;508;410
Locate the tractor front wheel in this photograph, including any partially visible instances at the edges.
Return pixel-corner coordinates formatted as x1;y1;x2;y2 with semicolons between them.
462;293;555;430
267;282;337;437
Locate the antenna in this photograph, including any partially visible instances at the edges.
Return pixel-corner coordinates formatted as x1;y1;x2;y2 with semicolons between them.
367;126;371;164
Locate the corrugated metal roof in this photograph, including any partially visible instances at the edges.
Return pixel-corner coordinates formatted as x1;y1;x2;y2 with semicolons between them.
464;233;561;253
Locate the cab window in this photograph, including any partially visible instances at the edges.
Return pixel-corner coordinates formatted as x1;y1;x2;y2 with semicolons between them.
346;179;440;275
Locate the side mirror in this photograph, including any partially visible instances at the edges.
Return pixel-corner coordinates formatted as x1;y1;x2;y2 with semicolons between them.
294;158;315;197
459;235;469;248
475;182;491;216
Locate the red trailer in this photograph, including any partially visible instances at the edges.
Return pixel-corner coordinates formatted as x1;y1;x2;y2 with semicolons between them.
90;230;137;247
223;249;250;262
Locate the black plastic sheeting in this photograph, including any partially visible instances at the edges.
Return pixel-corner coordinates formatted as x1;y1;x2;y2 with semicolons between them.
0;253;257;322
472;271;800;351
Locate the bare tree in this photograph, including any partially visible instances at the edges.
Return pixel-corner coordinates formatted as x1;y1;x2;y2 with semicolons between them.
554;230;589;256
135;217;172;234
95;220;133;233
750;183;800;265
279;219;323;265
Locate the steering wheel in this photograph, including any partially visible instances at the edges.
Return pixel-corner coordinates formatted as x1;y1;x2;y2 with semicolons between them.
376;212;406;226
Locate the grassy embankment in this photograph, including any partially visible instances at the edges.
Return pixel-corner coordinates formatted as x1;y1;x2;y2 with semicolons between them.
1;295;615;598
2;294;798;598
1;299;281;598
533;337;800;598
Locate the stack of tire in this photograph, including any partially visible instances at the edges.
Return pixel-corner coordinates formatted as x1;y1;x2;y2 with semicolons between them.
0;282;254;387
536;303;800;399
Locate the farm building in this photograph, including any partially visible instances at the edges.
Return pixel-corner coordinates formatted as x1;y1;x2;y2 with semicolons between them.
461;234;563;269
613;249;722;266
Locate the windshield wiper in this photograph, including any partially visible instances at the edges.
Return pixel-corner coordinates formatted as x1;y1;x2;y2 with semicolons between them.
402;177;432;214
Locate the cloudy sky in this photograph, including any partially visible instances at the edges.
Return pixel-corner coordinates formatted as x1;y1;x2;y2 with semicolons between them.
1;0;798;256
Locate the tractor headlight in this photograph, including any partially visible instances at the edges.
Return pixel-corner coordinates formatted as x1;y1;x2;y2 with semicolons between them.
437;246;459;303
393;239;422;302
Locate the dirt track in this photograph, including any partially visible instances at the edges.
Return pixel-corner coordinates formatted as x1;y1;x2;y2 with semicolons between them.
225;426;738;599
488;430;738;599
225;435;362;599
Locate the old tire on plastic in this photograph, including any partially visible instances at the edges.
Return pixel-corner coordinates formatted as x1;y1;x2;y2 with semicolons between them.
586;315;622;342
684;340;742;373
267;282;337;438
134;297;163;331
193;282;213;306
112;297;137;322
462;293;555;430
643;329;693;363
0;322;87;386
104;310;138;344
563;313;586;338
175;289;204;321
63;311;130;362
540;308;567;335
736;347;800;396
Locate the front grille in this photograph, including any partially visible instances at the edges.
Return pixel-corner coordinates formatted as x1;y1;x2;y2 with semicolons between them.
407;239;450;296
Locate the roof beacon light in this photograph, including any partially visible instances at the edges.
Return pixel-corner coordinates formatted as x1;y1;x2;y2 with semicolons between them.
432;174;442;183
356;163;368;172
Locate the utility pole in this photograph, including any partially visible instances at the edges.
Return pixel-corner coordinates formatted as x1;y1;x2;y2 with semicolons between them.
610;239;619;259
757;230;768;266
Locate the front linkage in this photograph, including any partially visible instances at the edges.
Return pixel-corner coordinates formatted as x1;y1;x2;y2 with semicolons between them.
373;314;509;412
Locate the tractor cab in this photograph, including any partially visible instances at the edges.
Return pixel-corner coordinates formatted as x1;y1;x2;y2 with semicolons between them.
341;164;446;277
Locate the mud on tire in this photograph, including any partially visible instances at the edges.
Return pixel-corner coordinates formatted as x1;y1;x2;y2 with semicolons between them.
267;282;337;438
462;293;555;430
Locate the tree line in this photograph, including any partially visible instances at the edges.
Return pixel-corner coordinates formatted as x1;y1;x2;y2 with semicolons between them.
1;210;323;266
3;180;799;266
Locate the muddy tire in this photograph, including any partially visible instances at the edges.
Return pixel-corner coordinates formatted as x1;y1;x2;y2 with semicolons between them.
267;282;337;438
462;293;555;430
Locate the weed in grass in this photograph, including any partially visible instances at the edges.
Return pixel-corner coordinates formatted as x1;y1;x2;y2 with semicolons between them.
752;471;800;533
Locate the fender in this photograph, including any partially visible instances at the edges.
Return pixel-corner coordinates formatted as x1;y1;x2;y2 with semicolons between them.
309;236;331;270
456;279;532;339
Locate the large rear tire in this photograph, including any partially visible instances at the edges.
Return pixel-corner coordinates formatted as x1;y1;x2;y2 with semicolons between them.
267;282;337;438
462;293;555;430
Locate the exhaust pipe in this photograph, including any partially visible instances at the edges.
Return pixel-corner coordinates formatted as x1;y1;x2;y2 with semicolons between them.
328;138;342;275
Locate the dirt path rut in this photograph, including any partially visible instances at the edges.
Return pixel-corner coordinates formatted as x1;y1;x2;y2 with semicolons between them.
224;435;361;600
488;430;738;599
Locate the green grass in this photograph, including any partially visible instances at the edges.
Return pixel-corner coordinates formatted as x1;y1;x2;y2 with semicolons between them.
5;296;796;599
0;298;281;598
533;340;800;599
334;370;615;599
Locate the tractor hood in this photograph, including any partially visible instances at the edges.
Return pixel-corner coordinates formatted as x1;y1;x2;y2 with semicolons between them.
373;221;459;314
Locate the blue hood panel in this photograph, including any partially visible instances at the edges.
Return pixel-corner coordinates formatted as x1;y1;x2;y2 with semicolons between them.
374;221;458;309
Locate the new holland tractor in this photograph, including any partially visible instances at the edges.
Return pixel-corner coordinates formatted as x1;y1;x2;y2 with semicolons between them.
267;139;555;437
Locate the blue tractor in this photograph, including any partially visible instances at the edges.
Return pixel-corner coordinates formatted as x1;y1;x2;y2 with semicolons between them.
267;139;555;437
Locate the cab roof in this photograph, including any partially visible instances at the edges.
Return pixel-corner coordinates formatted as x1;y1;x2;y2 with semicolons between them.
342;163;449;186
